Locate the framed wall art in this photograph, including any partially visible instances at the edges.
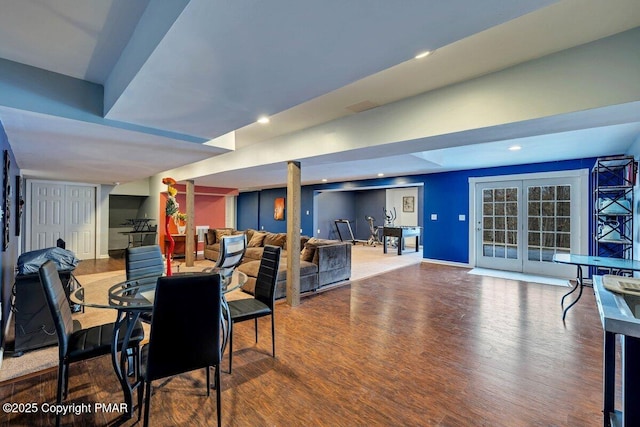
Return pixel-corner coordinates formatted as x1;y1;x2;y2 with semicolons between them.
15;175;24;236
274;197;285;221
402;196;414;213
3;150;10;251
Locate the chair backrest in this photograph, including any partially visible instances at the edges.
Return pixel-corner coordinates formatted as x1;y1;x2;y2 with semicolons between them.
254;245;281;308
126;245;165;285
145;273;222;382
214;234;246;270
38;260;74;359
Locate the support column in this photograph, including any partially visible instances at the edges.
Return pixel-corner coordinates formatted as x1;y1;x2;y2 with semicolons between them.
185;180;195;266
286;161;301;307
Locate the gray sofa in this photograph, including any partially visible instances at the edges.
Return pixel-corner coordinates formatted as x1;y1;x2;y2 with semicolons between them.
204;228;351;299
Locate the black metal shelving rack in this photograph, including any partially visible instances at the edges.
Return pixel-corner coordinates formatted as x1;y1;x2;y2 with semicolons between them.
592;156;637;276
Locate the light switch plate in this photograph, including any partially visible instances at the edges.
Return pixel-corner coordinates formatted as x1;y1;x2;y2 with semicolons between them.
431;214;437;220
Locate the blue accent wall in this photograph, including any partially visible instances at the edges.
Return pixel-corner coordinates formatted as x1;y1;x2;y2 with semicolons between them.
237;191;259;230
422;158;598;263
354;190;386;241
237;157;598;265
316;191;356;240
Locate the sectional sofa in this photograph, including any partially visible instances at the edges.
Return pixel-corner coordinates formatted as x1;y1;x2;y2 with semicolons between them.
204;228;352;299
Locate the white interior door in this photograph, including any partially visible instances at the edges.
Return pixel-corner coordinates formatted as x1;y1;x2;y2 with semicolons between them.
473;172;587;278
66;185;96;259
31;182;65;250
29;181;97;260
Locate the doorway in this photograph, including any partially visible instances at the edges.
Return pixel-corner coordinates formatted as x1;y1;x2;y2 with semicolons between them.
470;171;588;278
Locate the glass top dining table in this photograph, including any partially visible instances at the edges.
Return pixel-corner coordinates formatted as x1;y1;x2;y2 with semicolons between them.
67;269;247;420
69;269;247;311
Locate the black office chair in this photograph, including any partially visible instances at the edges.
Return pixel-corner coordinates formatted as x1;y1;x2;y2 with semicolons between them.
227;245;280;373
38;261;145;427
140;273;223;427
126;245;165;322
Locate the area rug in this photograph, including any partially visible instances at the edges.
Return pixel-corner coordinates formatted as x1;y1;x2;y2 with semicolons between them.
468;267;570;287
0;245;423;382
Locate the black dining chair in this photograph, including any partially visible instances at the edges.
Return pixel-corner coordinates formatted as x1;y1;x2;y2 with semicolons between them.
38;260;145;427
125;244;165;285
227;245;280;373
209;234;246;278
140;273;223;427
125;245;165;323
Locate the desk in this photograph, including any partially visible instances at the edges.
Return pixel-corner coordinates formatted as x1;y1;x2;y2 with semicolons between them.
382;226;421;255
70;270;246;418
120;230;157;247
593;276;640;427
165;234;197;258
553;254;640;320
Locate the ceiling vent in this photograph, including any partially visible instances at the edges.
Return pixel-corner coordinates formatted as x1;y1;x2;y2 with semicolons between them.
345;100;380;113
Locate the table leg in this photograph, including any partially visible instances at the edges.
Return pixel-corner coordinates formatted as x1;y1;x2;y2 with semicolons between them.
560;266;581;307
623;336;640;426
112;310;142;419
397;236;402;256
603;331;615;427
415;236;419;252
562;265;583;321
383;236;388;254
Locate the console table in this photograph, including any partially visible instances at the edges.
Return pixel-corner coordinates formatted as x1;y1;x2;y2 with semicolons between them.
382;226;421;255
553;254;640;320
165;234;197;258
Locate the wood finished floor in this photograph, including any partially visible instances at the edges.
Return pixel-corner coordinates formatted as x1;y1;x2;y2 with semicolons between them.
0;263;605;426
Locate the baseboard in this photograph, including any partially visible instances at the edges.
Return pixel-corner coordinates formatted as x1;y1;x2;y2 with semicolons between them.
421;258;471;269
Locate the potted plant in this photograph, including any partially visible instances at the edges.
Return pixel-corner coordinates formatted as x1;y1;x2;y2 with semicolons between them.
175;212;187;234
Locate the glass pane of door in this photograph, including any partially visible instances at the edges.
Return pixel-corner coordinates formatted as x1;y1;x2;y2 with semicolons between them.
476;182;522;271
523;179;578;277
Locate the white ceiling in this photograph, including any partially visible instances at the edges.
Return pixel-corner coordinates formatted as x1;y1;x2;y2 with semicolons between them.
0;0;639;190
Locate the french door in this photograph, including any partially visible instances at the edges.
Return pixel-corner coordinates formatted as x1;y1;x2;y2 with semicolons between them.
473;172;587;278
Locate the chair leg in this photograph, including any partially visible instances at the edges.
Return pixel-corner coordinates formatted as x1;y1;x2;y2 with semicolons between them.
254;318;259;343
271;313;276;358
143;381;152;427
56;363;65;427
57;363;66;403
62;362;70;400
206;366;211;396
137;377;144;421
215;364;222;427
228;321;234;374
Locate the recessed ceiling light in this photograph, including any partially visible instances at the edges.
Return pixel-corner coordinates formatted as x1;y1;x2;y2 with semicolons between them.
321;178;328;182
414;51;431;59
509;145;522;151
377;173;385;177
257;116;270;124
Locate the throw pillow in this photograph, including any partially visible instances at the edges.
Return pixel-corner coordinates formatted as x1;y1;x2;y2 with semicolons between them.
264;232;286;248
245;228;255;242
300;242;317;262
215;229;233;241
248;231;266;248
